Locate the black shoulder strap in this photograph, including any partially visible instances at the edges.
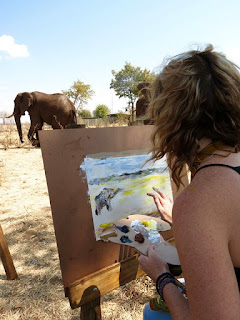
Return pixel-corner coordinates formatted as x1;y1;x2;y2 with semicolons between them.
194;163;240;176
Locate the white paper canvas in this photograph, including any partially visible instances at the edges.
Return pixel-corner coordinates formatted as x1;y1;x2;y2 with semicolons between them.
80;151;172;240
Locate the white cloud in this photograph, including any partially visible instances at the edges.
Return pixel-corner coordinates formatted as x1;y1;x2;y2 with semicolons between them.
0;35;30;58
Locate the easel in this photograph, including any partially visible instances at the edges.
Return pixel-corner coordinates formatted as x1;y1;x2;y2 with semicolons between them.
0;223;18;280
39;126;189;319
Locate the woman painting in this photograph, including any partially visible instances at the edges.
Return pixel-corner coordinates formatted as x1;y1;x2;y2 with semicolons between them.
139;45;240;319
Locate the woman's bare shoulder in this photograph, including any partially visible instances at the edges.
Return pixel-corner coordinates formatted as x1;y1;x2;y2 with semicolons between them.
173;165;240;224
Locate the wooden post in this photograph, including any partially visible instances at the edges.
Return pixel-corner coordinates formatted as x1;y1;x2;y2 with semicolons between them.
0;223;18;280
80;286;101;320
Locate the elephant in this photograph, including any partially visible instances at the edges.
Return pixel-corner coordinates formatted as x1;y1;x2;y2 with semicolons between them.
95;188;122;216
136;82;152;124
7;91;77;146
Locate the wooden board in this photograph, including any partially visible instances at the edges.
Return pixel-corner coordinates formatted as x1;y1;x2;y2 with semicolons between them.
0;223;18;280
39;126;189;305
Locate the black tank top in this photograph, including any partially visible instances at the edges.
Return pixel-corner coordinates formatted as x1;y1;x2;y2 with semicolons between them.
194;163;240;290
195;163;240;176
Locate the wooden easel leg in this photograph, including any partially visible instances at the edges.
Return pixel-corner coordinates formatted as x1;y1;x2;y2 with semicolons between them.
80;286;101;320
80;300;101;320
0;224;18;280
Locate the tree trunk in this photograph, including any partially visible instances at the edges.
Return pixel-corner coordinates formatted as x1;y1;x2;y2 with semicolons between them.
131;102;134;125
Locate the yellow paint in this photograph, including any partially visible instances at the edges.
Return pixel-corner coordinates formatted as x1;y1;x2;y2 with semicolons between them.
148;219;157;230
139;175;160;183
144;198;152;204
99;222;113;228
141;219;157;230
123;190;134;196
188;187;197;193
139;184;148;189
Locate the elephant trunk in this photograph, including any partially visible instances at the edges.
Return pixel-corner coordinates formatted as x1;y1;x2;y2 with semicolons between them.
14;113;24;143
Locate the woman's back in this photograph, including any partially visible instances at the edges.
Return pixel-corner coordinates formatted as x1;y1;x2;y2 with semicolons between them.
172;146;240;318
192;147;240;268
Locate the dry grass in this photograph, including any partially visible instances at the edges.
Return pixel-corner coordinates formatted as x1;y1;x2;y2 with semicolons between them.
0;124;26;149
0;121;128;150
0;125;157;320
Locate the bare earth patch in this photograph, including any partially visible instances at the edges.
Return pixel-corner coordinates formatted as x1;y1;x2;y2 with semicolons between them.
0;146;156;319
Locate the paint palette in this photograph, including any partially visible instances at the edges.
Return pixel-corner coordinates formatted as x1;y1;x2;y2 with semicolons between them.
107;214;180;265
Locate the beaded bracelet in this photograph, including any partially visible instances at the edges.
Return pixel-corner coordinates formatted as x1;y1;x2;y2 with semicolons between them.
159;278;177;301
156;272;177;302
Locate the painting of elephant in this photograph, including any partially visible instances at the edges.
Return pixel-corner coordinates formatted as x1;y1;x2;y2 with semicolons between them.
95;187;122;216
136;82;152;124
8;91;77;146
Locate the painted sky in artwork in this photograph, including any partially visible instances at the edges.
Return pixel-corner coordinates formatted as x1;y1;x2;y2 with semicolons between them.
81;154;167;181
80;152;172;240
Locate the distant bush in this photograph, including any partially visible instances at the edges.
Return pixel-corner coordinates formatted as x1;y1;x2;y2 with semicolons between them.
78;109;92;118
93;104;110;118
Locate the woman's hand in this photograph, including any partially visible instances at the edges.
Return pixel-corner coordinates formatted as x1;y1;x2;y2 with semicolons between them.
147;187;173;226
138;245;170;282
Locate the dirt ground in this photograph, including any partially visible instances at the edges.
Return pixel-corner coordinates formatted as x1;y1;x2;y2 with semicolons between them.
0;132;156;319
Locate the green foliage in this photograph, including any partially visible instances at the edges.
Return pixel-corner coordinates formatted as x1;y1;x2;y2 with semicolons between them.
78;109;92;118
93;104;110;118
110;62;155;105
110;62;155;124
62;80;94;111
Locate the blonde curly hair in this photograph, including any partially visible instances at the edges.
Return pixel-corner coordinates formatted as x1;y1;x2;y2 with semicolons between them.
147;45;240;188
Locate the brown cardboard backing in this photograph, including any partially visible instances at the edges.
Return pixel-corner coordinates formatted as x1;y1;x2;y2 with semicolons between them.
39;126;188;287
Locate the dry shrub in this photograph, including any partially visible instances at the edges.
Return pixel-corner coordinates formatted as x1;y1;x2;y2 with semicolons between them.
0;121;128;150
78;117;129;128
0;124;53;149
0;124;32;149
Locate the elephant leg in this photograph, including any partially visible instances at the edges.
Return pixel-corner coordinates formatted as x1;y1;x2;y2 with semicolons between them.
51;116;63;129
34;123;42;147
28;122;42;145
28;125;36;142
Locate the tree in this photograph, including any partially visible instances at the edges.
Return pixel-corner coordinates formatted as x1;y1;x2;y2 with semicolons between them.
93;104;110;118
110;62;155;124
62;80;94;112
78;109;92;118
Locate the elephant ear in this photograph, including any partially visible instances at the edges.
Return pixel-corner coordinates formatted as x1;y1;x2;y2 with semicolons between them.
20;92;33;114
137;82;151;98
14;93;22;105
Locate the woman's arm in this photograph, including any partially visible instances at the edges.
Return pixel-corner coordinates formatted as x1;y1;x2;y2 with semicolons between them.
138;245;191;319
140;169;240;319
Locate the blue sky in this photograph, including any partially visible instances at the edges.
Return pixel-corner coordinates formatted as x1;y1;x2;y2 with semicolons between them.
1;0;240;120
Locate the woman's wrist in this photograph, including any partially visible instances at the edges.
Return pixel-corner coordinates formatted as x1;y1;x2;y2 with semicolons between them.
156;272;186;302
156;272;177;300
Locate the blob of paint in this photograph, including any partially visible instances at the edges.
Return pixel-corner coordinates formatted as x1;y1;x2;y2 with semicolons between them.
120;235;132;243
116;225;130;233
134;233;145;243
